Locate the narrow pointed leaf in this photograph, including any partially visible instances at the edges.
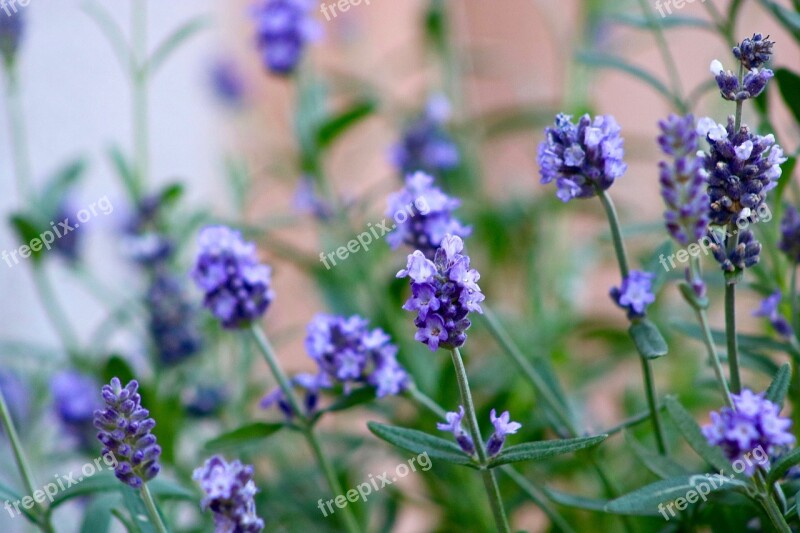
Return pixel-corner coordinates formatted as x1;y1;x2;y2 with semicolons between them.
629;318;668;359
605;474;748;515
665;396;730;472
766;363;792;409
767;447;800;485
488;435;607;467
624;431;689;479
205;422;285;451
367;422;477;467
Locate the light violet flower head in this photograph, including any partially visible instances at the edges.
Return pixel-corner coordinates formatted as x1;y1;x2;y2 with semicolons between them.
193;455;264;532
753;291;793;338
437;406;475;455
610;270;656;320
486;409;522;456
251;0;320;75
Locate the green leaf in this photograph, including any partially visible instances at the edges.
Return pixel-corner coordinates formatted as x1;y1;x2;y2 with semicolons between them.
80;493;121;533
102;355;136;388
81;2;133;73
121;486;157;533
665;396;730;472
775;69;800;125
367;422;477;467
607;13;714;30
148;478;197;501
629;319;668;359
0;480;37;521
767;447;800;485
605;474;748;515
766;363;792;409
50;471;121;508
158;182;185;208
541;486;609;512
9;213;46;263
317;100;377;149
577;51;676;105
488;435;607;468
672;322;800;359
205;422;286;451
624;431;689;479
107;145;140;200
147;16;212;77
759;1;800;44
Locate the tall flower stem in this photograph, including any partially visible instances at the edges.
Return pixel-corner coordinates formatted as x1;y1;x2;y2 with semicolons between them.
131;0;149;198
139;484;169;533
449;348;511;533
791;263;799;336
249;324;361;533
725;281;742;394
755;472;792;533
5;67;33;201
634;0;686;112
598;190;667;453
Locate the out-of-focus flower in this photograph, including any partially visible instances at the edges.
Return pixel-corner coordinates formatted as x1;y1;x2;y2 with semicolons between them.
610;271;656;320
94;378;161;488
260;372;330;419
753;291;793;338
210;58;247;107
657;114;710;246
50;200;83;264
538;113;627;202
703;389;795;475
397;235;484;351
293;176;333;220
251;0;320;75
146;273;203;366
51;371;99;435
779;206;800;263
185;385;227;418
391;95;460;176
191;226;274;329
437;406;475;455
0;9;24;67
193;455;264;532
486;409;522;457
386;171;471;258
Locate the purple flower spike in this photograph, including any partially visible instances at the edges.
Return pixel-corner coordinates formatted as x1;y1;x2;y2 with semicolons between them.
398;235;484;352
779;206;800;263
733;33;775;70
709;229;762;273
251;0;320;75
703;389;795;475
486;409;522;457
610;271;656;320
437;406;475;455
538;113;627;202
191;226;274;329
93;378;161;488
753;291;793;338
391;95;460;175
193;455;264;532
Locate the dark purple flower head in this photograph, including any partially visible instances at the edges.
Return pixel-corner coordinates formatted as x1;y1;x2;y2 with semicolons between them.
251;0;320;75
397;235;484;351
185;385;227;418
699;117;786;227
386;171;472;258
779;206;800;263
610;270;656;320
193;455;264;533
753;291;793;338
93;378;161;488
391;95;460;176
50;200;84;264
538;113;627;202
710;57;774;102
147;273;203;365
51;371;99;426
486;409;522;457
0;9;23;67
191;226;274;329
437;406;475;455
709;229;762;273
733;33;775;70
703;389;795;475
657;114;710;246
210;58;247;107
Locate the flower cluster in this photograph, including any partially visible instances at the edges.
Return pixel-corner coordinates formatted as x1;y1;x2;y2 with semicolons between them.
93;378;161;488
251;0;320;75
146;274;203;366
753;291;793;339
699;116;785;227
657;114;710;246
779;206;800;263
192;226;275;329
437;406;521;457
386;171;471;258
709;229;762;273
391;95;460;176
703;389;795;474
733;33;775;69
193;455;264;533
610;271;656;320
711;34;775;102
51;371;99;441
538;113;627;202
397;235;484;351
0;10;23;66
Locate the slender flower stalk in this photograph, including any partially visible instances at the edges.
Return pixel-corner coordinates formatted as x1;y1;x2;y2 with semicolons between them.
140;484;169;533
132;1;148;199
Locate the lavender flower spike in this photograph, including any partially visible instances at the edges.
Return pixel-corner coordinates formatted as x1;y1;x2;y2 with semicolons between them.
711;34;775;101
390;94;460;176
779;206;800;263
538;113;627;202
703;389;795;475
251;0;321;76
397;235;484;351
610;271;656;320
194;455;265;532
192;226;275;329
657;114;710;246
486;409;522;457
753;291;793;339
437;406;476;455
93;378;161;488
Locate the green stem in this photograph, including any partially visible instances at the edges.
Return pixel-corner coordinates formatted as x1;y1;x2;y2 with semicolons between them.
791;263;799;336
5;67;33;201
250;324;306;420
725;282;742;394
448;348;511;533
132;0;148;198
597;190;629;278
139;484;169;533
734;63;744;131
635;0;686;112
755;473;791;533
640;357;667;455
31;266;82;360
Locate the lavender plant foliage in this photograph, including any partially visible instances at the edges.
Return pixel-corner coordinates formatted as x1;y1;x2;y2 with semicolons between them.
93;378;161;488
753;291;793;339
386;171;471;258
194;455;264;532
703;389;795;474
251;0;320;75
51;370;99;440
538;113;627;202
779;206;800;263
657;114;710;246
192;226;274;329
391;95;460;176
0;9;23;67
397;234;484;351
610;270;656;320
486;409;522;457
437;406;476;455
